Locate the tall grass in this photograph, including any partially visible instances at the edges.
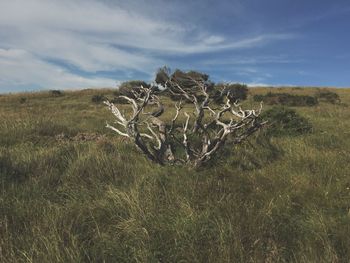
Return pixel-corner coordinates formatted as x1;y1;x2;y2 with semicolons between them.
1;88;350;262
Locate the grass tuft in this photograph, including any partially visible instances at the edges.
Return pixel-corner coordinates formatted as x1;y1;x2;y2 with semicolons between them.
1;87;350;262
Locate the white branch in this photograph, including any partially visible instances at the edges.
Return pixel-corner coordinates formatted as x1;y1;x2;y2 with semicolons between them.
106;123;129;137
104;101;127;124
147;123;162;149
183;112;191;161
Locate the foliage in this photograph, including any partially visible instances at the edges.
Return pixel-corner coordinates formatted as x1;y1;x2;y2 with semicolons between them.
91;94;106;104
261;106;313;137
105;74;264;167
49;89;64;97
109;96;129;104
253;94;265;101
155;67;214;94
215;83;248;102
155;68;248;104
316;90;341;104
118;80;151;98
155;66;171;86
254;92;318;106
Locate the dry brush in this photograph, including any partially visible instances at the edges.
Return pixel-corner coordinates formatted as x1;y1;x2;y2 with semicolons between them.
105;75;266;167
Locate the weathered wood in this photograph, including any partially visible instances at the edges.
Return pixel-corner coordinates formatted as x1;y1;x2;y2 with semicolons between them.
105;78;266;167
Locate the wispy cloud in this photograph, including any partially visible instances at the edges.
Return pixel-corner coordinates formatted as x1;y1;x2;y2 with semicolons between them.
200;55;302;67
0;0;296;92
0;48;117;91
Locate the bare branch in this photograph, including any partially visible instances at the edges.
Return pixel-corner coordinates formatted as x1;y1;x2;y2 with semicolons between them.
183;112;191;161
105;74;265;167
169;101;182;134
105;123;129;137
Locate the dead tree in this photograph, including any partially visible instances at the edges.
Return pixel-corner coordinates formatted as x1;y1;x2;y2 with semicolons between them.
104;76;266;167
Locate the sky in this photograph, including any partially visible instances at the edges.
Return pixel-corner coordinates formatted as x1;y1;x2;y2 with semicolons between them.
1;0;350;93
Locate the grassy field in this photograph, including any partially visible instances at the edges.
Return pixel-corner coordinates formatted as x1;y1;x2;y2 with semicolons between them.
1;87;350;262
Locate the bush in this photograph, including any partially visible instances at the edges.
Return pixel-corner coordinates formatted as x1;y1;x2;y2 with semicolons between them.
168;93;206;103
112;89;120;97
261;106;313;137
155;66;171;86
217;83;248;101
118;81;151;98
254;92;318;106
156;68;213;94
211;83;248;104
315;90;341;104
110;96;129;104
253;94;265;101
49;90;64;97
19;97;27;104
91;94;106;104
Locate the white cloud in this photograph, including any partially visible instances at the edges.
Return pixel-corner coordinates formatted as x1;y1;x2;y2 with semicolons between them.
0;48;117;90
0;0;295;92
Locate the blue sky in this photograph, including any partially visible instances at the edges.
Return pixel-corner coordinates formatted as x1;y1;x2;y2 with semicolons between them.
0;0;350;92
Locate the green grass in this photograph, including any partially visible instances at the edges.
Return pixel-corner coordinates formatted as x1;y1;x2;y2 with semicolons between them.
1;87;350;262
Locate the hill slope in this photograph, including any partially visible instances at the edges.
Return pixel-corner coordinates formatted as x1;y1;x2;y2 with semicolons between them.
1;88;350;262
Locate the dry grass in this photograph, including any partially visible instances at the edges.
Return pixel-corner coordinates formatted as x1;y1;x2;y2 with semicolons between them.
1;87;350;262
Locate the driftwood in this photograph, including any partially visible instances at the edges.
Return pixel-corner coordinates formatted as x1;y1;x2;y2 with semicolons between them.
104;76;266;167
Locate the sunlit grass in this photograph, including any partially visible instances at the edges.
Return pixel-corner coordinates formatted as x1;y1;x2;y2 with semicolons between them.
1;87;350;262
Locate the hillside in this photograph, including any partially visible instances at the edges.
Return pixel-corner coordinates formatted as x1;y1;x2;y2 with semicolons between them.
1;87;350;262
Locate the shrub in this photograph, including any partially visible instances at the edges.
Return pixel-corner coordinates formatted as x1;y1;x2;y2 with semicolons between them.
254;92;318;106
155;68;213;94
212;83;248;104
156;68;210;85
105;76;264;167
118;80;151;98
216;83;248;102
49;90;64;97
168;93;206;103
169;93;189;102
155;66;171;86
19;97;27;104
253;94;265;102
91;94;106;104
110;96;129;104
261;106;313;137
315;90;341;104
112;89;120;96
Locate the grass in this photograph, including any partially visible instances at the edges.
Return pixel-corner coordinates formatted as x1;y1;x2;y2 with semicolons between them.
1;87;350;262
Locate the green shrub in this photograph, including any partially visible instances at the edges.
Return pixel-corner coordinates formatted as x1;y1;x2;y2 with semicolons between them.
49;90;64;97
155;66;171;86
253;94;265;102
215;83;248;102
91;94;106;104
171;69;209;85
261;106;313;136
110;96;129;104
118;80;151;98
112;89;120;96
168;93;206;103
316;90;341;104
254;92;318;106
156;68;213;94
